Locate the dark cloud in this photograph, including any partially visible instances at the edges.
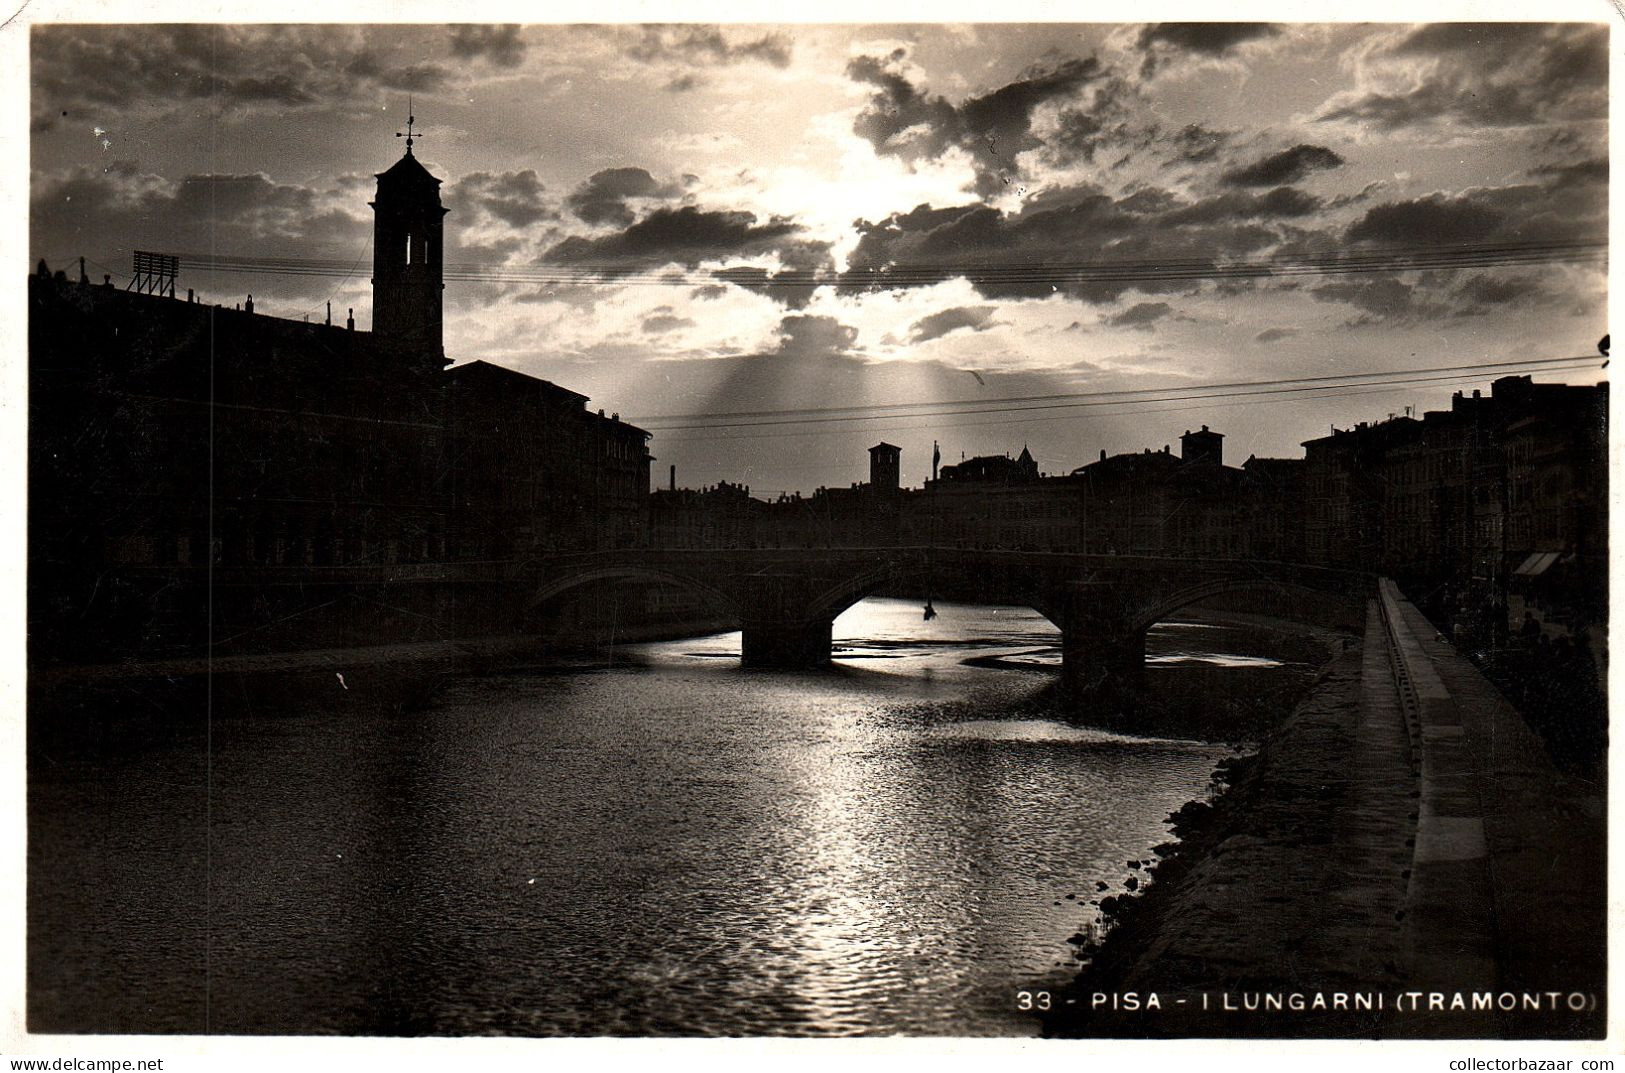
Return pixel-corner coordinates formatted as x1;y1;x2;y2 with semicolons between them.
1104;188;1173;216
1223;144;1344;187
448;25;527;68
1136;23;1279;78
1318;23;1605;131
30;26;454;125
456;237;525;263
1049;110;1107;161
1163;186;1321;225
1344;158;1602;252
548;206;801;264
1254;327;1300;344
848;51;1113;197
840;128;1601;319
1453;272;1543;310
1312;277;1416;320
626;25;792;70
841;185;1288;304
545;205;833;308
1346;194;1504;246
1306;159;1604;322
642;311;696;335
712;241;833;311
1103;301;1173;330
346;58;450;93
773;315;858;359
1168;123;1233;164
1313;267;1556;325
1327;181;1388;210
907;306;1000;344
1529;158;1608;191
446;169;555;229
565;168;684;227
31;164;368;304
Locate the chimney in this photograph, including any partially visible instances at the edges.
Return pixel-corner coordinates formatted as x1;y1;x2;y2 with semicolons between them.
347;308;355;331
1099;449;1106;462
669;464;676;492
187;288;194;303
326;301;332;326
244;294;254;314
78;257;87;284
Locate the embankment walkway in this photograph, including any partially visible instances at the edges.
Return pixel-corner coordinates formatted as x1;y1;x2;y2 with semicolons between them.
1048;583;1605;1039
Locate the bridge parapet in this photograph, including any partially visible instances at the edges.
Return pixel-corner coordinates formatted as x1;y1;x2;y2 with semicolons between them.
518;547;1374;687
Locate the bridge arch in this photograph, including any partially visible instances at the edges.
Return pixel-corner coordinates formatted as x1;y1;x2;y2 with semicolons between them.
1126;575;1366;636
804;561;1065;628
527;565;740;621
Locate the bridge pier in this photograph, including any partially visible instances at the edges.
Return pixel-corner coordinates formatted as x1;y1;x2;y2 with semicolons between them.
1060;628;1146;696
740;618;834;668
739;574;836;668
1053;580;1147;698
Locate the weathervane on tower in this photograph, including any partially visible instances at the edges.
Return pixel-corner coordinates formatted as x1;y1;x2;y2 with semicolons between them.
395;97;420;152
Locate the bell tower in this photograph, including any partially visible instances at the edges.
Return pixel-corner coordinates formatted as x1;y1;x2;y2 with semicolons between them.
370;110;447;361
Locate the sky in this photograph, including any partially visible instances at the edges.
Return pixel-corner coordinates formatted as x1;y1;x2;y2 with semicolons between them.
27;19;1610;495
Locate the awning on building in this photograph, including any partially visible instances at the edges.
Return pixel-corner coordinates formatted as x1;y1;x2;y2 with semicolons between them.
1512;551;1563;576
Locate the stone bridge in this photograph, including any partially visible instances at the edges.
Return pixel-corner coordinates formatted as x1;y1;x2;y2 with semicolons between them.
521;547;1373;695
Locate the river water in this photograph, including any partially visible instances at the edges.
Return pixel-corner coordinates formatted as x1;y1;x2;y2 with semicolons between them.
29;599;1298;1037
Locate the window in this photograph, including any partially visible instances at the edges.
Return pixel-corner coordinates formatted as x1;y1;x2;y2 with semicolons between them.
405;233;413;265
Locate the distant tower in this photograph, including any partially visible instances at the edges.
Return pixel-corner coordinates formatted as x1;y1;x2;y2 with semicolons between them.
370;109;447;360
1180;425;1224;466
869;442;901;493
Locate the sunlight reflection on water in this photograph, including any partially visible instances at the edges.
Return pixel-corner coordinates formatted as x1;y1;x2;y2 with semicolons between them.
30;597;1271;1037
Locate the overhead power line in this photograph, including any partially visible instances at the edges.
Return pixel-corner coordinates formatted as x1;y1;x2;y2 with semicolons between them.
166;237;1605;290
634;354;1594;425
657;370;1602;446
634;355;1604;432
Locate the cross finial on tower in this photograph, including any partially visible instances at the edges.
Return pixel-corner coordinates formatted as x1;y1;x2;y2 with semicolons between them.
395;96;420;152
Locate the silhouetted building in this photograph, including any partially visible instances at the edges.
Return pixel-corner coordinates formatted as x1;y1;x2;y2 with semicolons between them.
1500;381;1609;643
447;361;651;556
868;442;901;494
29;265;452;660
1301;375;1606;638
1180;425;1223;466
1073;435;1266;558
921;447;1079;550
1301;417;1419;569
29;143;650;665
649;481;762;548
1239;456;1306;562
938;446;1039;484
1073;446;1177;555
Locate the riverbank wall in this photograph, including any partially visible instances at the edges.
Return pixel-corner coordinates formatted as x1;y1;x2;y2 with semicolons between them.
1044;585;1606;1039
29;614;736;747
